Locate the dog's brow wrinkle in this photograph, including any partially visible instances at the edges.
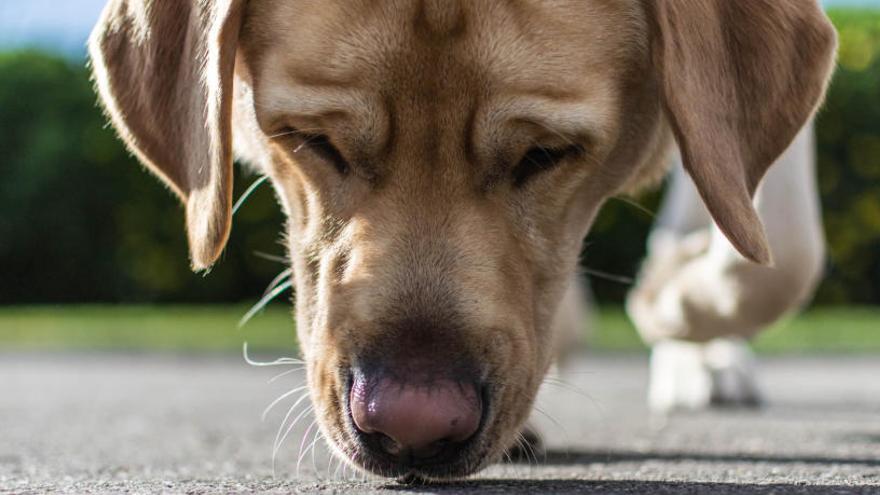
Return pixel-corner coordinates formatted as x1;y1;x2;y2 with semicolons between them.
509;86;584;102
289;71;358;90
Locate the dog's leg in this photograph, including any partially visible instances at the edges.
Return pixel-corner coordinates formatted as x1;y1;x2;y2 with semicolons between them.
648;337;761;412
631;124;824;412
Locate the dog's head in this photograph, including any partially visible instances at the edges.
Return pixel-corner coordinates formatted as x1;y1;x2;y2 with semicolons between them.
90;0;836;480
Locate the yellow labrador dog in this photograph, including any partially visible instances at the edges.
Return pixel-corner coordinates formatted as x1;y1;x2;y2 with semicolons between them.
90;0;836;481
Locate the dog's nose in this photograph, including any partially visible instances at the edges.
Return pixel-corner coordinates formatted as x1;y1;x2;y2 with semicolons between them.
350;373;482;459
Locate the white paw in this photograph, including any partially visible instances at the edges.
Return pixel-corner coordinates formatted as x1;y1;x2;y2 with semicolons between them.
648;340;712;413
648;338;761;414
704;338;762;407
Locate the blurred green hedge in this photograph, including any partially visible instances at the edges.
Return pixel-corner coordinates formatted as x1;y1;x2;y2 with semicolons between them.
1;8;878;305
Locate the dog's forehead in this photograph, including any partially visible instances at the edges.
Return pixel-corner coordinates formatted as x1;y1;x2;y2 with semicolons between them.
242;0;646;118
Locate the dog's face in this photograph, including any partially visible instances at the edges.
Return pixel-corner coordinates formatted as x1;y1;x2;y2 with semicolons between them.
90;0;836;481
237;0;662;478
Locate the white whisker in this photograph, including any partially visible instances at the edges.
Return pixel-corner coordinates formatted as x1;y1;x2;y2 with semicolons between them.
242;342;303;367
253;251;288;264
232;175;269;216
309;425;324;477
268;367;304;384
272;404;314;475
611;195;656;219
296;418;320;477
266;126;327;139
262;385;308;421
238;280;294;328
581;266;634;285
272;392;311;453
262;268;293;298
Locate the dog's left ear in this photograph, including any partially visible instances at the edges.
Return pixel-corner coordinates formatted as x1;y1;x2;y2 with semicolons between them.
89;0;246;270
652;0;837;264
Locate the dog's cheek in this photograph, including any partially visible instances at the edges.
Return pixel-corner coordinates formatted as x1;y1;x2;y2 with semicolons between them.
481;322;543;454
307;346;349;449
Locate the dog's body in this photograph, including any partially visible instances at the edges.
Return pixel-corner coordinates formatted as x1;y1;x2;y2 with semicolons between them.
630;123;826;411
89;0;837;481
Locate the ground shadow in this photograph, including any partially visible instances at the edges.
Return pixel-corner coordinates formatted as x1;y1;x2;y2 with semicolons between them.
382;479;878;494
378;448;880;493
528;448;880;468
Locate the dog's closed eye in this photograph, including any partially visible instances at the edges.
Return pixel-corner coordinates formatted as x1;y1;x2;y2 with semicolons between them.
512;144;583;187
279;127;350;175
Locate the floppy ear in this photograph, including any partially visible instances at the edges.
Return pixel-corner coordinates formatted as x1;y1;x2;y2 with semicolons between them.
89;0;246;270
652;0;836;264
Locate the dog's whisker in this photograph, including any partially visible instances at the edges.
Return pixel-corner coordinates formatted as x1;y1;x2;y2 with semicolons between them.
262;385;309;421
531;405;566;442
232;175;269;216
334;455;344;480
272;404;314;474
581;266;635;285
242;342;304;367
267;367;304;384
274;400;313;453
262;268;294;298
292;132;328;154
253;250;289;264
238;279;294;328
271;396;304;454
502;445;514;465
266;126;328;139
611;195;656;219
296;418;320;477
514;433;535;468
309;424;324;478
542;377;607;417
542;376;593;399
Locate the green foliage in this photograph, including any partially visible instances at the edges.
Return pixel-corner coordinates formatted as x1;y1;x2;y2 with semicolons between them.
0;51;287;303
2;305;879;353
813;9;880;303
0;8;879;305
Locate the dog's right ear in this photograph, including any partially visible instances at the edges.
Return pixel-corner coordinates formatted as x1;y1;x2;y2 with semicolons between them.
89;0;246;270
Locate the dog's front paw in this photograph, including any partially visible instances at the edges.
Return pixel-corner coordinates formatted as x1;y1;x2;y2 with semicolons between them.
648;338;761;413
704;338;762;407
648;339;712;413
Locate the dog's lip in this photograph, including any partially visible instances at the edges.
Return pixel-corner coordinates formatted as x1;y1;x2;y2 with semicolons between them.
340;367;494;479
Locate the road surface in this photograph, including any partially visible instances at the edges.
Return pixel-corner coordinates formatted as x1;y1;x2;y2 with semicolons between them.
1;352;879;494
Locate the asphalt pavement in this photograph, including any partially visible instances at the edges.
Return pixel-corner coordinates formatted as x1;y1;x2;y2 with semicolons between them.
1;352;879;494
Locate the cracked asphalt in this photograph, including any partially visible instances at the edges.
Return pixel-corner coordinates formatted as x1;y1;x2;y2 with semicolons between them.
1;352;879;494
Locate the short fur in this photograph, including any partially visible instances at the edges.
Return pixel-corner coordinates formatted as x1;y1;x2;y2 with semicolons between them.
90;0;836;480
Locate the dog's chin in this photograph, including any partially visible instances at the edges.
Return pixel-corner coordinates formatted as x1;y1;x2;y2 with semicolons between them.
342;437;494;483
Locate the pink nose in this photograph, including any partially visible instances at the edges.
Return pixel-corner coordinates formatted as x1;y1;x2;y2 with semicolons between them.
350;374;482;459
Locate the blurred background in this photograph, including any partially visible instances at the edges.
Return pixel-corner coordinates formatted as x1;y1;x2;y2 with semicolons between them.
1;0;879;353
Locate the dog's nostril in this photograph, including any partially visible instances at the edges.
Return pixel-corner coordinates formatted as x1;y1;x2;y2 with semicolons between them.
378;433;403;456
350;372;482;461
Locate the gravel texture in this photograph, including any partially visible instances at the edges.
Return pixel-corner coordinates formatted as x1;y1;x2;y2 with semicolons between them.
1;352;879;494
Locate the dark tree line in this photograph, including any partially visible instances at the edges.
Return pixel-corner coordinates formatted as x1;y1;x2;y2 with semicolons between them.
1;9;878;305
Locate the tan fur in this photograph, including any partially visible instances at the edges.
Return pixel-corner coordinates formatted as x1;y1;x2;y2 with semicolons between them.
90;0;836;479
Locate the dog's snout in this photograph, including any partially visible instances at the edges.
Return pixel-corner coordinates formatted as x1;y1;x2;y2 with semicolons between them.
349;371;482;460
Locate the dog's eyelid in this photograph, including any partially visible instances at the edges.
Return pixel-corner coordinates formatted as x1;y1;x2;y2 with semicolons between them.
274;126;350;175
511;143;584;187
267;125;302;140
